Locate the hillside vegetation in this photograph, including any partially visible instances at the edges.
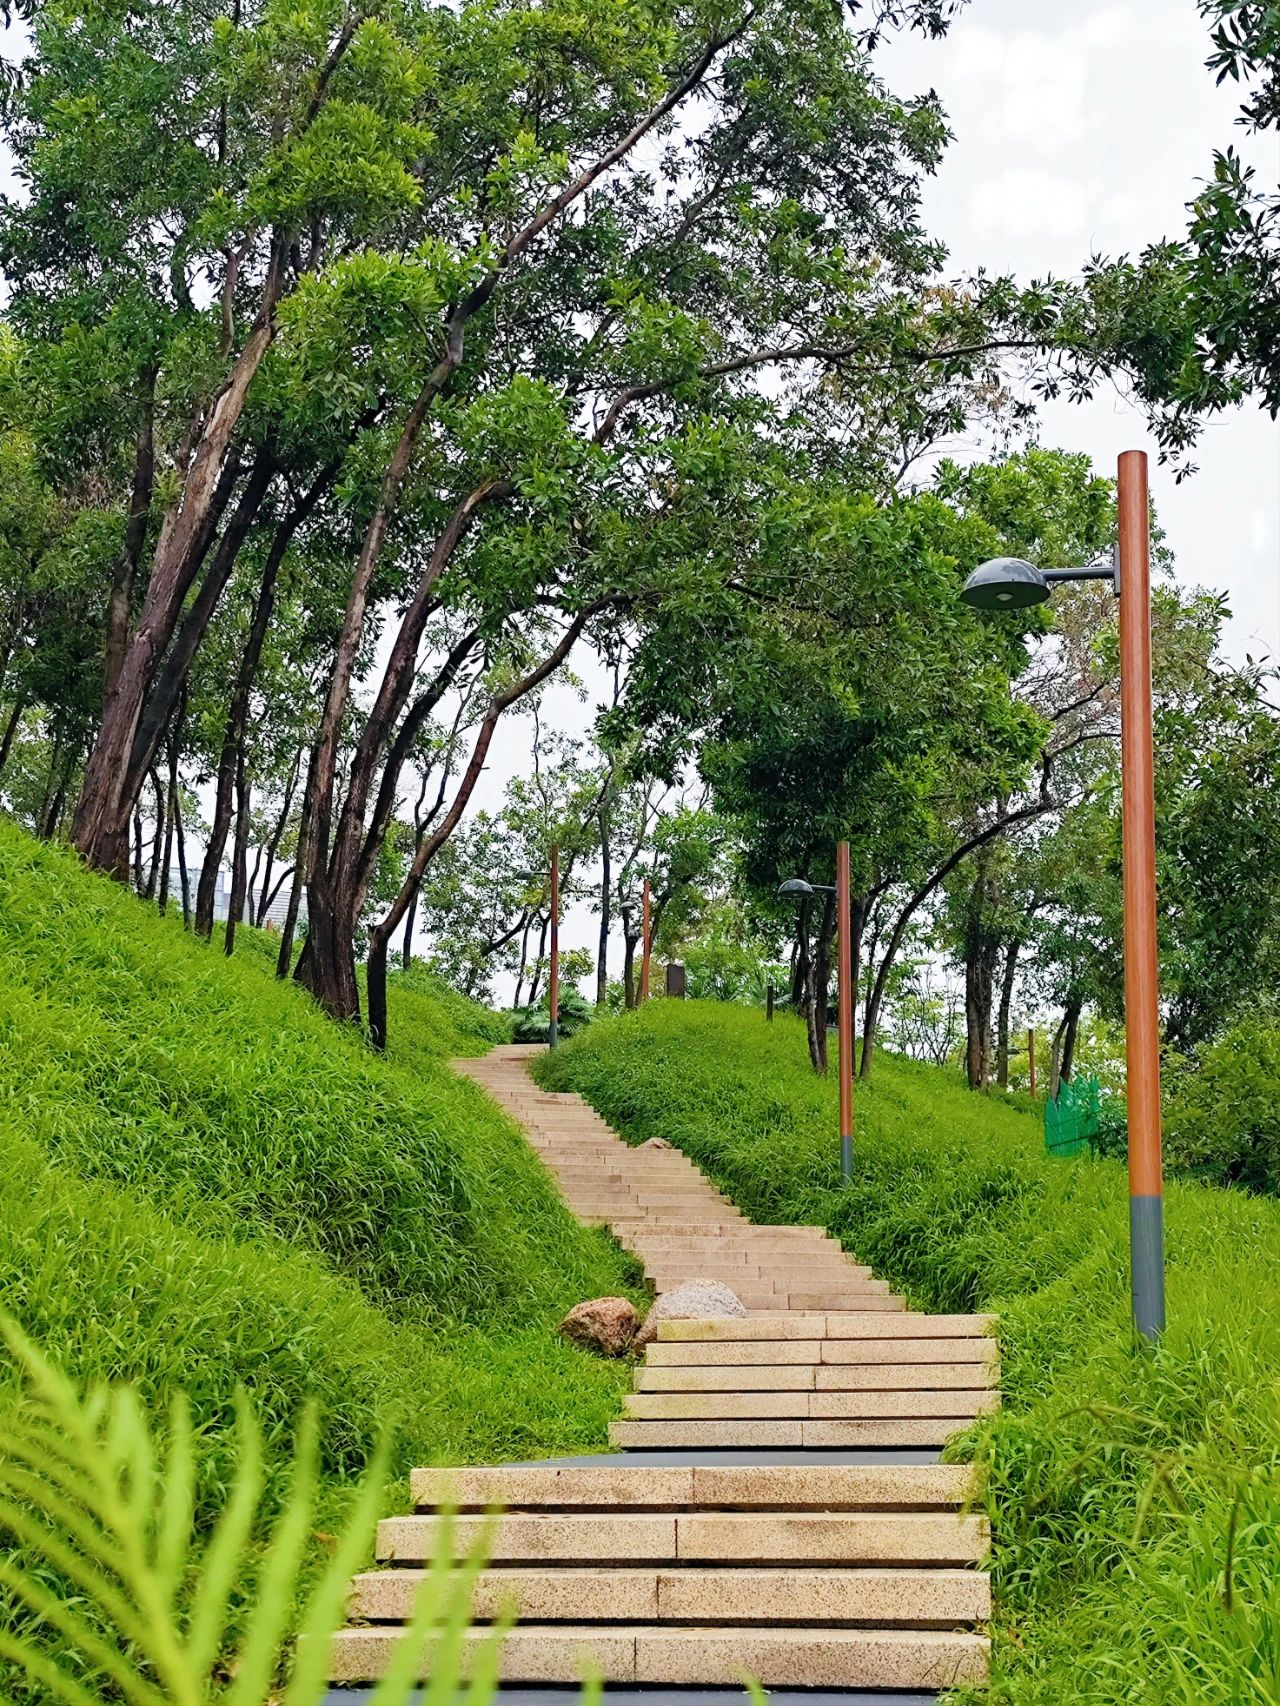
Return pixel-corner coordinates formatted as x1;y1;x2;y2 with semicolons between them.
541;1002;1280;1705
0;821;639;1489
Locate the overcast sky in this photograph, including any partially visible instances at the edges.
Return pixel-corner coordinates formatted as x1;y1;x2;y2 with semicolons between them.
879;0;1280;661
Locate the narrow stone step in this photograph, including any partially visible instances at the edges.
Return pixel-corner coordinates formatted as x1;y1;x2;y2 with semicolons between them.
377;1511;986;1566
659;1315;995;1341
638;1333;995;1363
349;1564;991;1626
610;1419;976;1449
639;1363;997;1393
329;1625;989;1689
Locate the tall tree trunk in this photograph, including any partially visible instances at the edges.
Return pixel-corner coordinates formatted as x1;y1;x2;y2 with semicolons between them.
806;892;836;1074
104;369;158;705
1060;999;1082;1085
860;799;1054;1081
528;914;550;1007
365;626;580;1049
173;786;192;927
193;480;316;937
622;929;637;1009
596;803;611;1006
995;939;1020;1089
255;751;300;925
791;896;812;1011
0;695;27;783
513;920;532;1010
277;745;318;979
144;770;165;901
132;808;144;891
224;758;251;955
195;722;239;939
159;736;178;916
71;301;282;879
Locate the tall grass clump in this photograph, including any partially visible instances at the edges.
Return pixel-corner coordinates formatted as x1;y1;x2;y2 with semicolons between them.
0;824;605;1318
541;1002;1280;1704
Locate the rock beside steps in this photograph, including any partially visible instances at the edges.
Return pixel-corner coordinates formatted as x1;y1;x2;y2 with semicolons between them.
330;1456;990;1691
454;1046;900;1313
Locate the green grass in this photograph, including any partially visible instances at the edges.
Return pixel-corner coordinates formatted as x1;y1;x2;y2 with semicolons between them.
0;820;639;1494
540;1001;1280;1705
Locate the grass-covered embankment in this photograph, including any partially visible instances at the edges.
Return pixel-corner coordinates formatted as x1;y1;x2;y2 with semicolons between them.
0;821;639;1488
540;1001;1280;1704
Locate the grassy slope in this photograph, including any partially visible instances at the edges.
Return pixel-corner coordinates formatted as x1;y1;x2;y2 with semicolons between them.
541;1002;1280;1706
0;821;639;1488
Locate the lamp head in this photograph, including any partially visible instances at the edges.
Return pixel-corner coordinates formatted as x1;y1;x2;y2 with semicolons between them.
776;878;815;901
960;557;1051;611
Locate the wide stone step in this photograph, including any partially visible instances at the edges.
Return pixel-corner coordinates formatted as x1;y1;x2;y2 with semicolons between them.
330;1624;989;1688
409;1462;975;1511
645;1337;992;1367
377;1511;986;1566
610;1419;977;1449
622;1391;997;1421
349;1564;991;1626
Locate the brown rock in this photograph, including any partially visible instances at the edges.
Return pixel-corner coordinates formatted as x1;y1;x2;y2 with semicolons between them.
636;1279;747;1347
640;1137;674;1150
558;1296;641;1356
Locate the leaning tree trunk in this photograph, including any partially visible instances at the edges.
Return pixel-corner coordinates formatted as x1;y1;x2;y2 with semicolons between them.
71;249;286;875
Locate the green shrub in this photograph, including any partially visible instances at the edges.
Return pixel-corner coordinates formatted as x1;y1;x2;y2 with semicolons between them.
1164;1012;1280;1194
541;1002;1280;1704
512;986;593;1044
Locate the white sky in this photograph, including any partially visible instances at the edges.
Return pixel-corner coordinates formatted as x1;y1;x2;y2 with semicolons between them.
4;0;1279;997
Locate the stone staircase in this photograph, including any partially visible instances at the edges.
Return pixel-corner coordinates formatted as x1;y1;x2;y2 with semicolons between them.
454;1048;903;1314
327;1045;995;1698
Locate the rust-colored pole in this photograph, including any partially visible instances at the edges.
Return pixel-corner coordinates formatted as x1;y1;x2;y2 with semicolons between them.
640;877;652;1002
548;844;560;1048
1027;1026;1036;1097
1118;449;1165;1342
836;840;854;1182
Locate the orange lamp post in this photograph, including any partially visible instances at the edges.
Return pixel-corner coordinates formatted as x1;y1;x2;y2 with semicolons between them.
548;844;560;1049
960;449;1165;1342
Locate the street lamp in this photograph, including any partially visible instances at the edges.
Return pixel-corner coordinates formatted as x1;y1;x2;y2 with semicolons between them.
778;842;855;1184
548;845;560;1049
959;449;1165;1345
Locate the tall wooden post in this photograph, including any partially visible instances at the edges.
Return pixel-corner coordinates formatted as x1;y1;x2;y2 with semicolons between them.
836;839;854;1182
640;877;652;1002
1118;449;1165;1342
548;844;560;1048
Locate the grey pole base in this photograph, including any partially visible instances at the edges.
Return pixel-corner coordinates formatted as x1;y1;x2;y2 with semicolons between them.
548;1019;559;1050
1130;1193;1166;1342
840;1134;853;1183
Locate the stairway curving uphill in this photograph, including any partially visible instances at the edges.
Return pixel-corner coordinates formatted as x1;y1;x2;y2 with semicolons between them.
327;1045;995;1699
